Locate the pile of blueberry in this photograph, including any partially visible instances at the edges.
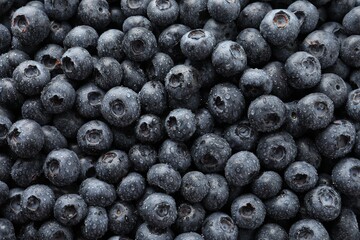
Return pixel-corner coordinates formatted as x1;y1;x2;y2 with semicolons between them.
1;0;360;239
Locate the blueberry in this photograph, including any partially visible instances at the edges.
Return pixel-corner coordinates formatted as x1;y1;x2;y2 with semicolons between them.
97;29;125;62
330;208;360;240
38;221;73;240
323;58;350;81
53;110;85;139
34;44;64;76
255;223;288;240
96;150;129;184
0;0;13;15
139;192;177;229
11;6;50;45
236;29;271;67
284;101;306;138
81;206;108;240
122;15;152;33
108;201;138;235
260;9;300;47
0;116;12;147
0;218;16;240
159;139;191;172
207;0;241;23
101;86;141;128
316;73;347;108
77;120;113;155
202;174;229;211
175;232;204;240
211;40;247;77
0;78;24;109
296;139;321;169
120;0;151;17
147;163;181;194
53;194;87;226
288;0;319;34
265;189;300;220
285;161;318;193
135;223;174;240
180;29;216;61
251;171;283;200
75;83;105;119
165;108;196;142
0;181;9;205
44;0;79;21
179;0;208;28
18;222;39;240
78;0;111;30
239;68;272;99
117;172;146;201
3;188;28;224
0;50;31;78
139;81;168;115
11;156;43;187
78;156;96;181
121;59;148;92
21;184;55;221
248;95;286;132
181;171;209;203
202;212;238;240
63;25;99;52
327;0;355;22
21;98;52;126
175;203;205;233
231;194;266;229
237;2;272;30
194;108;215;137
93;57;123;91
346;89;360;121
147;0;179;27
289;219;330;240
203;19;238;44
0;24;11;54
208;83;245;124
79;177;116;207
340;35;360;68
129;144;157;173
135;114;164;144
192;133;232;173
332;157;360;196
48;21;72;45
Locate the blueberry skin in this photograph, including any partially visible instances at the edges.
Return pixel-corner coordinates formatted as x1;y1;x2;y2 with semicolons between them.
0;78;24;109
3;188;28;224
231;194;266;229
0;116;12;146
316;73;347;108
350;69;360;89
192;133;232;173
331;208;360;240
11;6;50;45
34;44;64;75
135;114;164;144
181;171;209;203
97;29;125;62
346;89;360;121
139;192;177;229
147;0;179;27
159;139;191;172
0;50;31;78
255;223;288;240
236;29;271;67
340;35;360;68
180;29;216;61
239;68;272;99
18;222;39;240
7;119;44;158
78;0;111;30
61;47;93;81
20;184;55;221
44;0;79;21
165;64;200;101
81;206;108;240
324;58;350;81
211;40;247;77
207;0;241;23
208;83;245;124
96;150;130;184
108;202;138;235
194;108;214;137
165;108;196;142
203;19;238;44
75;83;105;119
120;59;148;92
147;163;181;194
21;98;52;126
63;25;99;52
0;0;13;15
0;181;9;205
158;24;191;61
0;218;16;240
94;57;123;91
251;171;283;200
202;174;229;211
332;158;360;196
225;151;260;187
101;86;141;128
0;24;11;54
248;95;286;132
77;120;113;156
237;2;272;30
176;203;205;233
78;156;96;181
13;60;51;96
129;144;157;173
48;21;72;46
112;127;137;151
169;91;201;111
288;0;319;34
117;172;146;201
343;6;360;34
284;101;306;138
79;177;116;207
139;81;168;115
53;194;87;226
122;15;153;33
327;0;356;22
175;232;204;240
289;219;330;240
298;139;322;168
11;157;43;187
301;30;339;69
202;212;238;240
285;161;318;193
38;221;73;240
260;9;300;47
315;120;356;159
43;148;80;186
297;93;334;130
265;189;300;220
146;52;174;82
135;223;174;240
120;0;151;17
285;51;321;89
179;0;207;28
53;110;85;139
122;27;157;62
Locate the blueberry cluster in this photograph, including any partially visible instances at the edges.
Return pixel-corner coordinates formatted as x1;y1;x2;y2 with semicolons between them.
1;0;360;239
